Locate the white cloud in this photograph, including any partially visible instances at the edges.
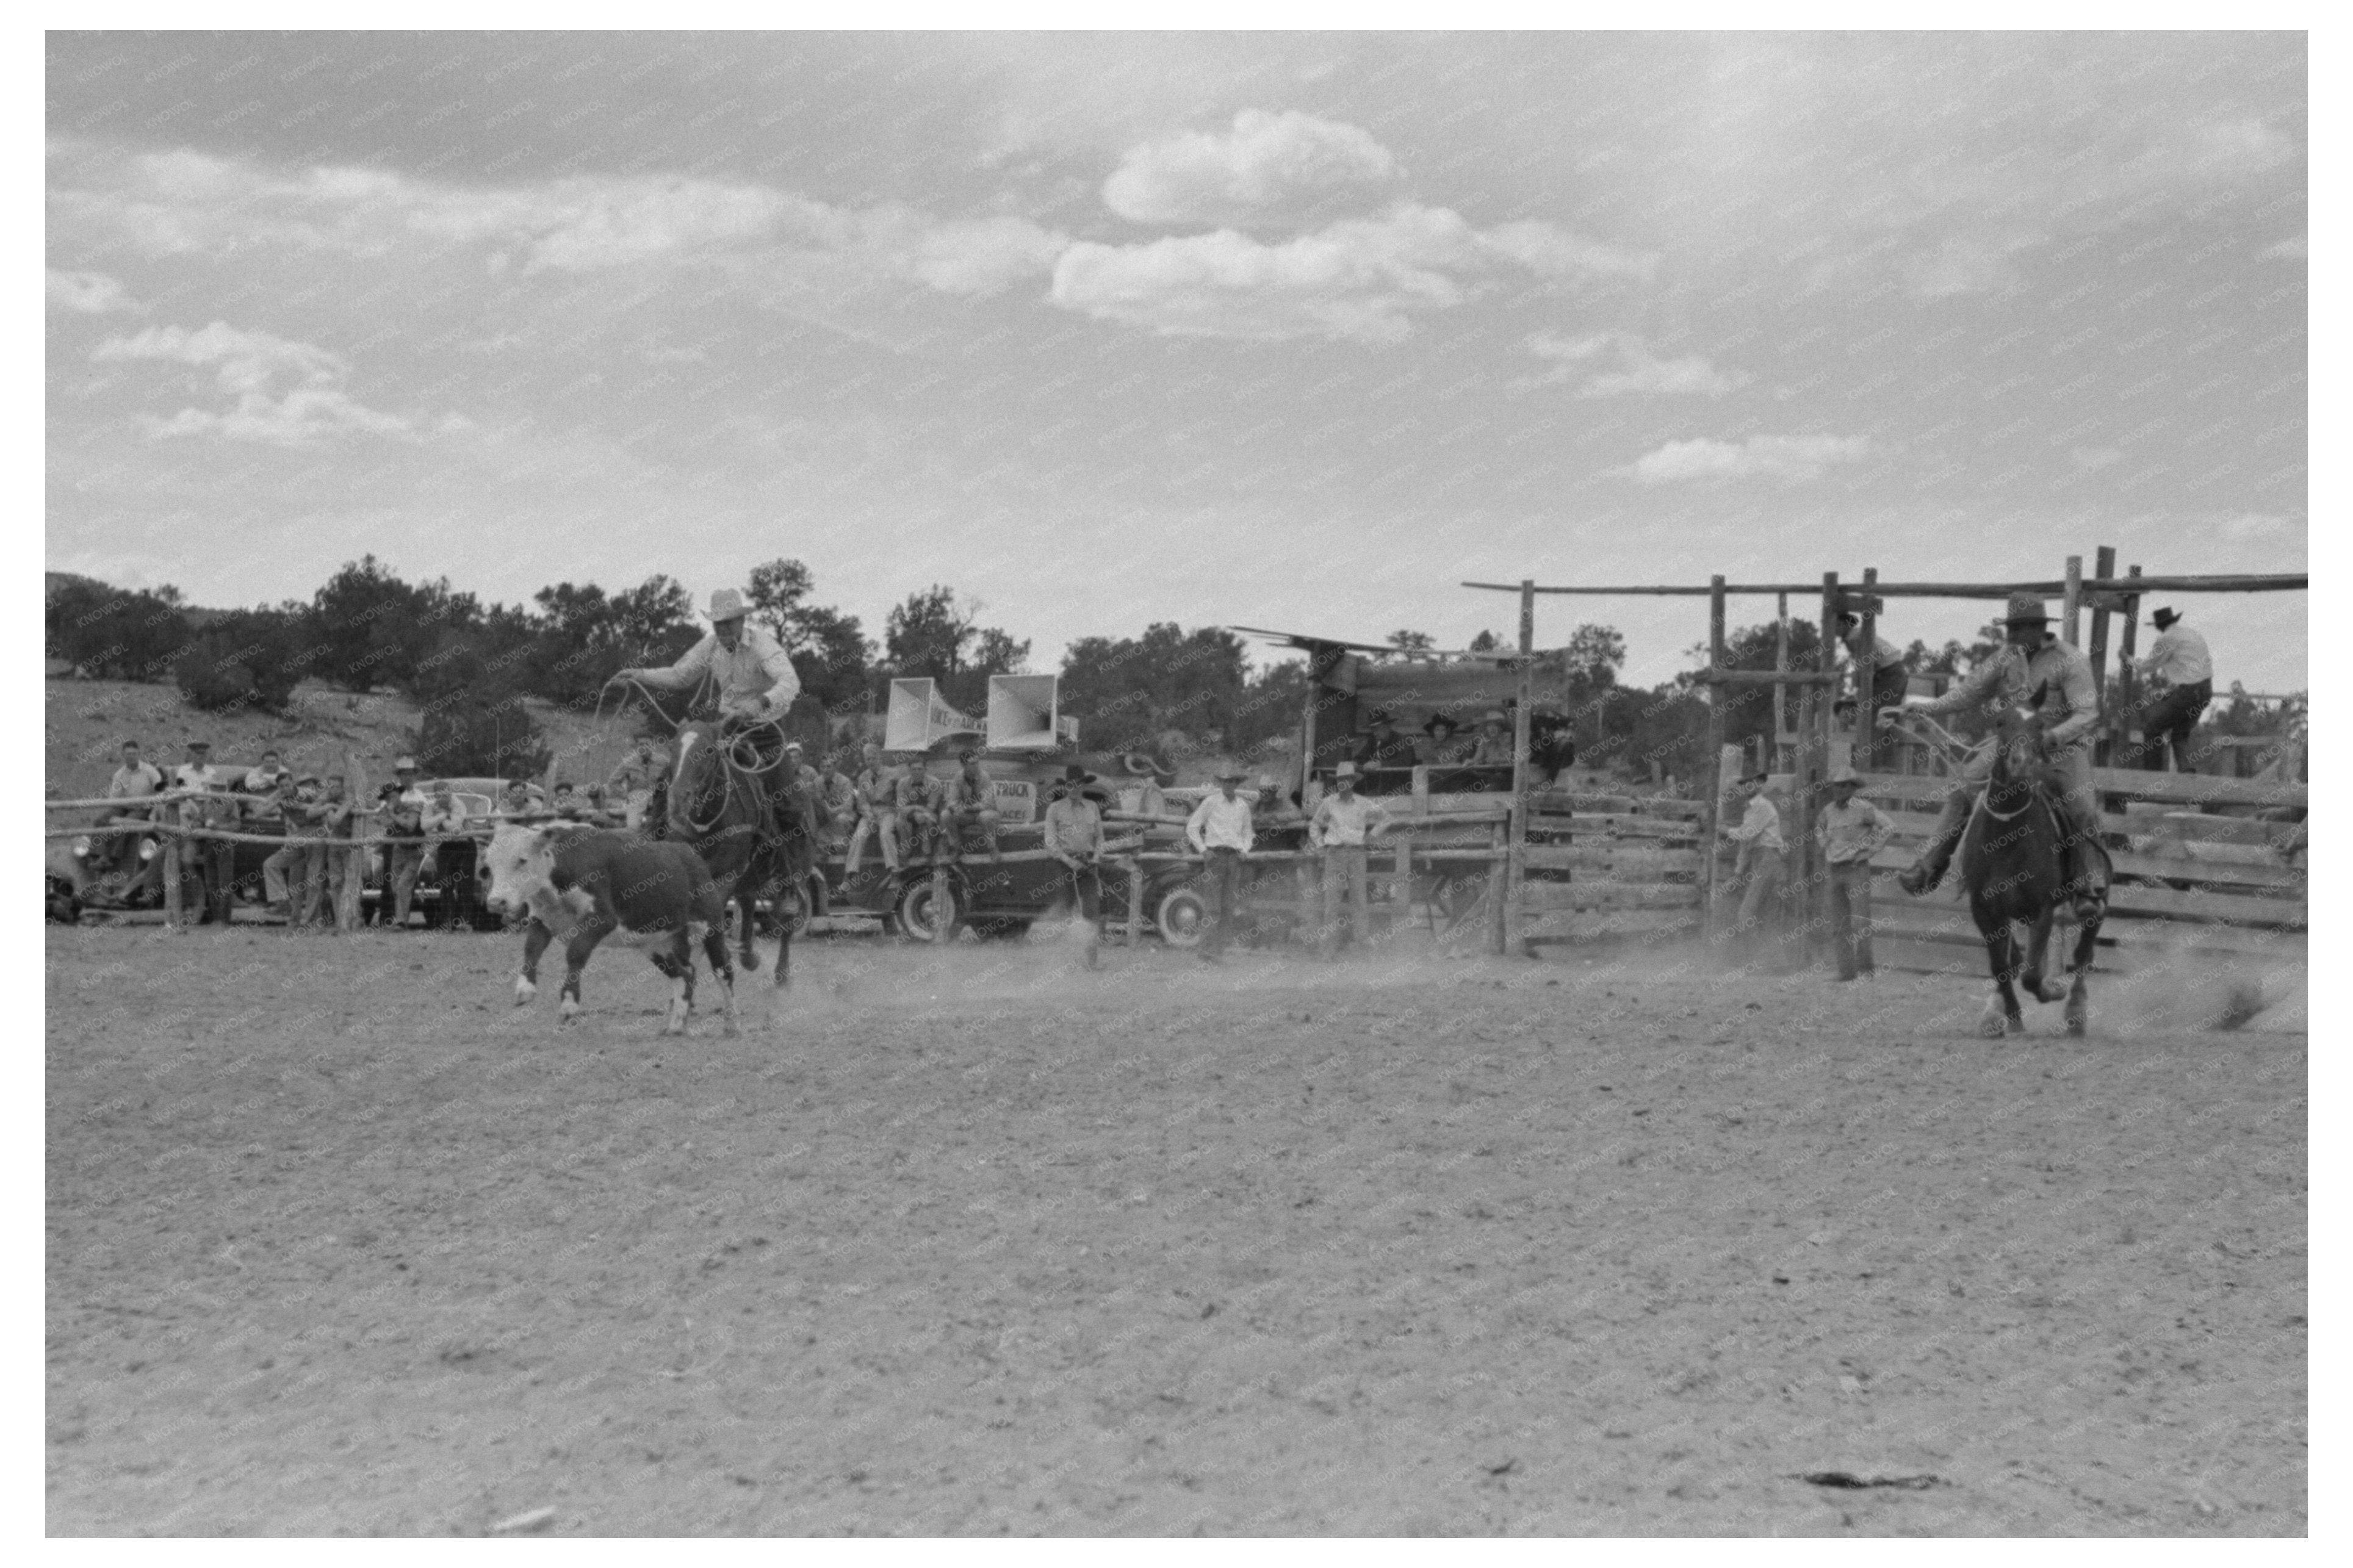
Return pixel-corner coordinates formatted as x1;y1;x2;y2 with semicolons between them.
1522;331;1748;397
1903;233;2045;300
1052;203;1649;343
50;142;1068;301
2262;234;2306;261
48;268;140;314
2219;512;2292;541
1620;434;1869;484
1103;109;1399;226
92;320;409;445
1475;221;1656;282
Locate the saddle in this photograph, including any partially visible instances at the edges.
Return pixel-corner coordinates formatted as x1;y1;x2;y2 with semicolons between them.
1967;780;2110;908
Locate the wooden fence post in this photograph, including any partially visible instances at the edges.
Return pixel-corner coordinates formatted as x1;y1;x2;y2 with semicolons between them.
2116;563;2143;765
1485;818;1508;956
1858;565;1879;771
2063;554;2083;648
160;822;182;932
1812;572;1839;963
1701;575;1728;938
1773;591;1790;773
2086;544;2117;763
337;750;366;933
1126;858;1144;949
1505;578;1534;955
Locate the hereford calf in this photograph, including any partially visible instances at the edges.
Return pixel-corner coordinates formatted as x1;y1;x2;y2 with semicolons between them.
480;824;738;1036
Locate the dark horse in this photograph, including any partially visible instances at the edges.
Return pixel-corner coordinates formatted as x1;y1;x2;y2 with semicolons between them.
663;717;820;991
1958;706;2111;1039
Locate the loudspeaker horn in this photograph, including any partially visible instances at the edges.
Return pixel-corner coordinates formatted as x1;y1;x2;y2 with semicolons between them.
986;674;1063;752
884;678;980;753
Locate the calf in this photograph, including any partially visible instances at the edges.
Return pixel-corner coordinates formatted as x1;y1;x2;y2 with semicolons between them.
480;824;738;1036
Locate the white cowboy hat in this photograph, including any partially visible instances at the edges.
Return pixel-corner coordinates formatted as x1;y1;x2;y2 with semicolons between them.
707;588;749;622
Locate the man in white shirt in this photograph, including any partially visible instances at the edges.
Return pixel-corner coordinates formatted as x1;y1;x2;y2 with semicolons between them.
1185;769;1256;962
103;740;165;879
1719;771;1785;960
619;588;800;728
378;755;431;930
1041;764;1108;967
172;738;233;924
2133;607;2214;774
1309;762;1389;957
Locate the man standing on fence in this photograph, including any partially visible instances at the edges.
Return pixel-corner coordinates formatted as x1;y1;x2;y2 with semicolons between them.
1719;770;1786;962
1042;763;1108;969
1186;768;1256;963
2133;606;2213;774
172;738;235;924
1310;761;1389;958
1838;611;1910;769
1818;766;1894;981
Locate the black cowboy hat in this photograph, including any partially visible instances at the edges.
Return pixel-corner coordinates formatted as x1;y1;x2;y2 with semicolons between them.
2002;592;2053;625
1060;763;1097;784
2150;606;2181;628
1422;713;1462;735
1366;707;1394;724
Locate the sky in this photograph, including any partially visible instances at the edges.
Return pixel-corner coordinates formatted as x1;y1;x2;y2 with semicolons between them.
45;31;2308;692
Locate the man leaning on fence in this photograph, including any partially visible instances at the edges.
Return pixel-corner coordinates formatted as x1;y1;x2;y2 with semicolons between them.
1719;770;1785;962
173;739;234;924
1818;766;1894;982
1310;761;1389;958
377;756;430;931
104;740;165;880
264;775;328;926
1186;768;1255;963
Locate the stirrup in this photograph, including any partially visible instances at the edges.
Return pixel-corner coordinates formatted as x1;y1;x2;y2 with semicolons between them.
1897;862;1939;896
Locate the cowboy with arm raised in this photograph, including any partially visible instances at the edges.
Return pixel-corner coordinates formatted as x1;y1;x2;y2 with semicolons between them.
1883;592;2100;897
618;588;800;728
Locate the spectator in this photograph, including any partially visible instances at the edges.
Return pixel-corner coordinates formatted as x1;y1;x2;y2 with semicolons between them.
497;779;534;819
172;738;235;924
240;749;290;825
420;781;465;927
2133;606;2214;774
606;739;664;829
1353;708;1416;771
895;763;939;860
378;755;430;930
846;744;901;874
1817;765;1894;982
943;747;1003;863
1837;611;1909;768
1469;710;1513;766
1185;768;1256;963
1718;771;1785;962
1309;761;1389;958
1042;764;1108;969
1416;714;1470;766
103;739;166;879
550;781;584;821
818;751;860;857
315;775;359;927
263;775;328;927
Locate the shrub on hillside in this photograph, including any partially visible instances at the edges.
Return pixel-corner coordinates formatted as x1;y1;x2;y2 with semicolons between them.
46;581;191;680
413;682;552;782
171;613;306;714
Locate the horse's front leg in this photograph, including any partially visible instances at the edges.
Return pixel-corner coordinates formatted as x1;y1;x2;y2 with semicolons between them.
2064;905;2101;1036
735;887;763;972
2024;907;2065;1003
652;930;694;1035
1980;924;2024;1038
700;923;741;1036
515;918;554;1005
558;925;610;1025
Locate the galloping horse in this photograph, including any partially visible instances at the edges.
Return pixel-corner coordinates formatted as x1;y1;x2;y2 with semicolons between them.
1957;705;2111;1038
666;716;820;990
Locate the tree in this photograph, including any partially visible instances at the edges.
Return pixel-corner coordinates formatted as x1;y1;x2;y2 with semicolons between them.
309;555;446;692
413;682;551;782
46;581;192;680
744;558;874;716
525;576;697;707
1561;622;1627;688
1380;629;1436;658
1058;624;1251;753
883;585;1028;711
1468;630;1500;653
171;610;305;713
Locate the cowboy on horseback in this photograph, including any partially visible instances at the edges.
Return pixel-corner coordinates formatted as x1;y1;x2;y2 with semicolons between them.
618;587;800;746
1883;591;2102;897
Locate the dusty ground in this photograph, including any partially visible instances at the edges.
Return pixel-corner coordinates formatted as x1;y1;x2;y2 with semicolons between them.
47;922;2305;1536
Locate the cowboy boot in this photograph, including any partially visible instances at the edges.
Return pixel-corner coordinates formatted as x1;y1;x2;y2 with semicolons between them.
1897;791;1969;896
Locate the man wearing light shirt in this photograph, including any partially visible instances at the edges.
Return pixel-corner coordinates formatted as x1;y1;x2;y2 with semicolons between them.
1042;764;1108;967
1817;767;1895;982
618;588;800;727
2133;606;2213;774
1310;762;1389;958
172;739;234;924
1720;771;1785;959
103;740;165;880
1185;768;1256;962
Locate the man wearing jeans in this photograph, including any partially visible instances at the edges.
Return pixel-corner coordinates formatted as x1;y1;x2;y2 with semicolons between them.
1041;764;1107;968
1185;768;1256;963
845;744;902;874
1310;762;1389;957
1817;766;1894;981
2133;606;2214;774
1720;771;1785;962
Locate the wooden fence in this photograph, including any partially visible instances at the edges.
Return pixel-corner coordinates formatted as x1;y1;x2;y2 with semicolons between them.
1511;790;1706;952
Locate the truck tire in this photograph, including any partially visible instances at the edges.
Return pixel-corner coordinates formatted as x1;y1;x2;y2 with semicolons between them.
896;876;960;943
1155;885;1208;949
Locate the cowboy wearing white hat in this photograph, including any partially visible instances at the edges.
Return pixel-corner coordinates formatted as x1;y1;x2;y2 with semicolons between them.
1883;591;2100;897
618;587;800;726
1309;761;1390;958
2131;605;2213;774
1817;764;1894;981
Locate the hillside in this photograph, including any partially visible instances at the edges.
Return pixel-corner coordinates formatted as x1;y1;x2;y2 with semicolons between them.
44;677;654;800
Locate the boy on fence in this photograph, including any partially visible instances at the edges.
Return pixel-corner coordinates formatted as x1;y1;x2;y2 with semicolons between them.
1817;766;1895;981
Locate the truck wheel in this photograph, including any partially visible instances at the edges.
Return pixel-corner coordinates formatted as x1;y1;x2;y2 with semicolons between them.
1155;885;1208;949
896;876;960;943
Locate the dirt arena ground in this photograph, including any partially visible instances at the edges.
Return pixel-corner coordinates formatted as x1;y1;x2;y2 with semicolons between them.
46;922;2305;1536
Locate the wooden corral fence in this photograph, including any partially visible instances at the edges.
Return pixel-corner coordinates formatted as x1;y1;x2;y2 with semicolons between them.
1510;789;1706;952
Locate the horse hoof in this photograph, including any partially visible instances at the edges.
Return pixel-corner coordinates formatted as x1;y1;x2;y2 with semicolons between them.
2066;1018;2086;1037
1978;1016;2007;1040
741;951;760;971
2005;1015;2026;1036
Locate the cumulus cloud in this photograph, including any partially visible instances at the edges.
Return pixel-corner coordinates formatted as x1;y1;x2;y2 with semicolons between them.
1103;109;1399;226
1522;331;1748;396
50;142;1070;300
1620;434;1868;484
48;268;140;314
1903;233;2045;300
1052;203;1651;343
92;320;409;445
